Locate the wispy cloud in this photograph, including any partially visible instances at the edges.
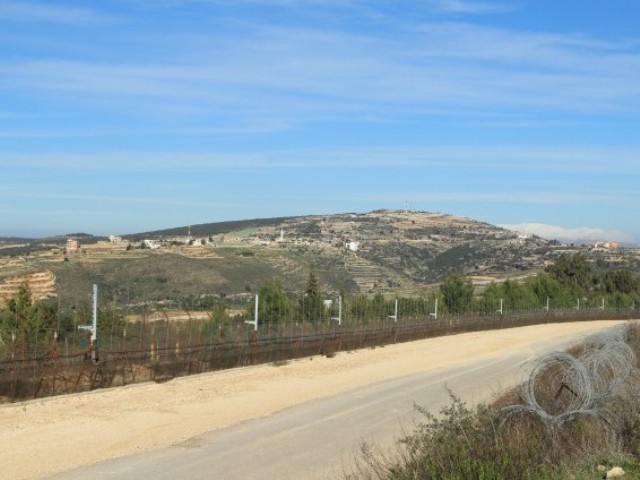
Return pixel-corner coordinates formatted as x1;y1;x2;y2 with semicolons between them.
0;1;116;25
146;0;508;14
3;145;640;173
2;21;639;126
0;189;240;208
362;191;621;207
411;22;638;68
427;0;509;14
0;119;288;138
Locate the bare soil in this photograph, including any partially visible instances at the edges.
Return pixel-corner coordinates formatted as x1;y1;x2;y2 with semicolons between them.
0;320;626;479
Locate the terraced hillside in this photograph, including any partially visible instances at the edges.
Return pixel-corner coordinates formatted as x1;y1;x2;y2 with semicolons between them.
1;210;637;309
0;270;56;304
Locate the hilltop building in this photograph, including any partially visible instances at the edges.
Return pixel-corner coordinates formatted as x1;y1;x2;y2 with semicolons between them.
66;238;79;253
592;241;619;251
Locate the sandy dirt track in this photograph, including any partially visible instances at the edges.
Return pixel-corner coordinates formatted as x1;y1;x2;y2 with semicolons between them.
0;320;628;479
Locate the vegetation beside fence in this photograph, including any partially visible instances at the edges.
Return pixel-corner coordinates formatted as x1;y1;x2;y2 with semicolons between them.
0;252;638;403
0;307;635;403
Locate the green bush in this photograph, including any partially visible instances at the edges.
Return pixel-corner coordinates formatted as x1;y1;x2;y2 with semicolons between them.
353;324;640;480
374;393;563;480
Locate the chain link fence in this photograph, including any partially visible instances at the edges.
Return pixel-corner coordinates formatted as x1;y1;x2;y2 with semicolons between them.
0;306;635;403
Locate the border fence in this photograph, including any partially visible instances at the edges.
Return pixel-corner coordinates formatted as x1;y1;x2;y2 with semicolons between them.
0;307;635;403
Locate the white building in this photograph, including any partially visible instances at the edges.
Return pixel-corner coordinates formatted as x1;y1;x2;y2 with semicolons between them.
144;239;161;250
346;241;360;252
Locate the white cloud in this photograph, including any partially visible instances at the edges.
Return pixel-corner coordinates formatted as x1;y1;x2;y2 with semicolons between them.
500;223;634;244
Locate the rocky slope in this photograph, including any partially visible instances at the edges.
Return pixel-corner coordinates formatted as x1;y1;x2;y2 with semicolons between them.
1;210;637;307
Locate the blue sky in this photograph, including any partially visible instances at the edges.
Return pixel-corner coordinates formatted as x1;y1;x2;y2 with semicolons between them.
1;1;639;242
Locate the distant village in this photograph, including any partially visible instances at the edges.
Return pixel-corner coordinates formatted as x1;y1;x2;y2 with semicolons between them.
63;228;364;256
62;228;620;259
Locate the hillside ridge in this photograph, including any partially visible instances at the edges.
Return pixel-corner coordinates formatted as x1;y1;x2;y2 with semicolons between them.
0;210;637;309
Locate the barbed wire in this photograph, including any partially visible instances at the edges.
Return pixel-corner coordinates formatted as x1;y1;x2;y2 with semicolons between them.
500;324;639;431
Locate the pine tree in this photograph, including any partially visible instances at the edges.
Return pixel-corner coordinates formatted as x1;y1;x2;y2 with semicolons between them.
303;270;325;321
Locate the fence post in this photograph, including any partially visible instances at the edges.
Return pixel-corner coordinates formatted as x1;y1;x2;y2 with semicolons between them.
429;299;438;320
245;294;259;332
78;284;99;362
330;296;342;326
388;298;398;322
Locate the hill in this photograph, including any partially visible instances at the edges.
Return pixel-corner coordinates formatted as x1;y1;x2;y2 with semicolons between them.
123;217;290;240
0;210;637;309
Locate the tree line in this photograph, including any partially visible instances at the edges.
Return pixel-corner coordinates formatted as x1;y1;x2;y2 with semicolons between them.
245;253;640;323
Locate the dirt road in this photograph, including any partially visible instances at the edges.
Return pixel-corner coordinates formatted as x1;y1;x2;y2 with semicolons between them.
0;320;628;479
